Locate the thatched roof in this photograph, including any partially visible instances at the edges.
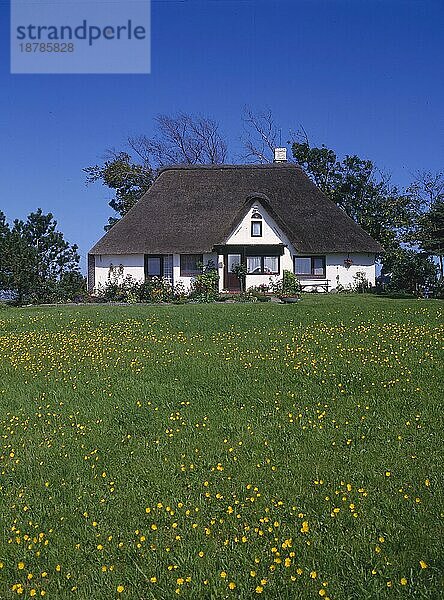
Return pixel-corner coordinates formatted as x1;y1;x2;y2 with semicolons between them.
90;164;383;255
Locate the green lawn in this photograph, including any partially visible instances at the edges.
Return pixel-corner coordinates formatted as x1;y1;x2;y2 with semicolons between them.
0;296;442;599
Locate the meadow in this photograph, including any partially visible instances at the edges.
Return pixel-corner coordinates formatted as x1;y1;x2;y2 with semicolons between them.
0;296;442;599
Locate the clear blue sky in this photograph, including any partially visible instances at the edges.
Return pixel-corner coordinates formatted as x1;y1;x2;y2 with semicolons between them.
1;0;443;272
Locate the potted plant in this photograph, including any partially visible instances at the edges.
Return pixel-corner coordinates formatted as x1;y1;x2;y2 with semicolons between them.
270;270;302;302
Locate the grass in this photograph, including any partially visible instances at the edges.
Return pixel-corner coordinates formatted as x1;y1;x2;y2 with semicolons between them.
0;295;442;599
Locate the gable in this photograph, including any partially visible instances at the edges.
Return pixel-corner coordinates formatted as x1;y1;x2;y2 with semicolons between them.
226;200;296;250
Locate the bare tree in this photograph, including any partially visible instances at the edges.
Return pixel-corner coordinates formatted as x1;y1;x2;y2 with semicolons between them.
241;107;281;163
240;107;305;164
128;113;228;169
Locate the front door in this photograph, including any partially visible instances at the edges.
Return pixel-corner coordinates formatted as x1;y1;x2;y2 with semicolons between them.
224;254;242;291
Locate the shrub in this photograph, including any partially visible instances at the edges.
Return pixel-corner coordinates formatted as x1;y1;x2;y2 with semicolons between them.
172;281;189;304
137;277;173;303
235;291;256;303
97;274;137;302
269;270;301;297
353;271;370;294
190;261;219;303
432;278;444;299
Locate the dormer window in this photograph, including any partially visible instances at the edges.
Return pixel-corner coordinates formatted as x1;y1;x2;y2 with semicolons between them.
251;220;262;237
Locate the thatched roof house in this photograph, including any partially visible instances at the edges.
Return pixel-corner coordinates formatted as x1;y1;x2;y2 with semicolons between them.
89;160;382;293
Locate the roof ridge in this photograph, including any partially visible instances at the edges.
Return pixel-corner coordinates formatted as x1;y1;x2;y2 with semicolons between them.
158;163;301;174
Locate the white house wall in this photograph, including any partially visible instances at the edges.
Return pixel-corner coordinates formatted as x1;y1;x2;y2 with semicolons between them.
94;254;145;289
327;253;376;289
293;254;376;291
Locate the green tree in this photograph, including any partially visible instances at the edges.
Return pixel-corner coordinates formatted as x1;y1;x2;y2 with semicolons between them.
0;212;38;304
417;199;444;278
383;248;438;294
84;152;153;230
0;209;81;304
291;142;418;251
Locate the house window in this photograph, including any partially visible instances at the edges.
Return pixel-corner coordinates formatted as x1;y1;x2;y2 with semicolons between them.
247;256;279;275
294;256;326;277
145;255;163;278
180;254;203;277
251;221;262;237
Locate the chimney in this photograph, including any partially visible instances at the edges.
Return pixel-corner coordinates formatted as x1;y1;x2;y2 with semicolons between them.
273;147;287;162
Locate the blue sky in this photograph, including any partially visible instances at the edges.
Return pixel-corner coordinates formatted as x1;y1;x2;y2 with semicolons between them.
1;0;443;272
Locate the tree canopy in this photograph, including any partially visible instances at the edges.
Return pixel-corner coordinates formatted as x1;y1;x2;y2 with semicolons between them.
84;152;153;230
0;209;83;304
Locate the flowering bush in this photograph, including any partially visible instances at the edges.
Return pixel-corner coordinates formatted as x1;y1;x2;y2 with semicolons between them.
190;261;220;303
269;270;302;298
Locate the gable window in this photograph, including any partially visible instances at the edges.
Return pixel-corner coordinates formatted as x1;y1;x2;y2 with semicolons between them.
251;221;262;237
180;254;203;277
294;256;326;277
247;256;279;275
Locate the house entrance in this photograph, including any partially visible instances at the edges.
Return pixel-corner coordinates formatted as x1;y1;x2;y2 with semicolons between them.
224;253;242;291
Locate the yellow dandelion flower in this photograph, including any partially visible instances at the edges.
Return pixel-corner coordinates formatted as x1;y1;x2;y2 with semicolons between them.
117;585;124;593
228;582;236;590
419;560;428;569
18;562;25;570
220;571;227;579
400;578;408;585
255;586;263;594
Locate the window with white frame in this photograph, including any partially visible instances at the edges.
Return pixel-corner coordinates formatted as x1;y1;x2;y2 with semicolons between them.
247;256;279;275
